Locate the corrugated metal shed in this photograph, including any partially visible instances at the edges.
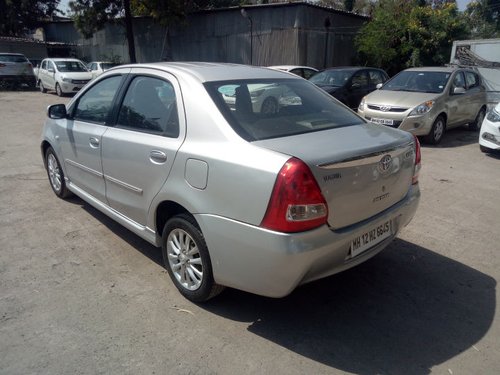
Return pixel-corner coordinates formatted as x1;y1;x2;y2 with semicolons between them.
43;2;367;68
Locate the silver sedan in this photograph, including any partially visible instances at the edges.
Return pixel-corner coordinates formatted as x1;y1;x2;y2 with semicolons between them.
41;62;420;302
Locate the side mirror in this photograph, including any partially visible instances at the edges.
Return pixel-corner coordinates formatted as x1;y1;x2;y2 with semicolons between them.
48;68;55;73
453;87;466;95
47;104;67;119
376;83;383;89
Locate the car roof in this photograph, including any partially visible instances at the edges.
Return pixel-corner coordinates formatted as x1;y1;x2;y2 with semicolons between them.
116;62;297;83
323;66;381;71
403;66;460;73
0;52;26;56
45;58;83;62
268;65;318;71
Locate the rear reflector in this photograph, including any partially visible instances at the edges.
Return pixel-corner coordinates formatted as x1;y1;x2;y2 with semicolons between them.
412;135;421;185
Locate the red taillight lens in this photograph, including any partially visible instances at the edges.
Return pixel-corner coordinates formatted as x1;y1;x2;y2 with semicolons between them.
0;63;6;68
412;135;421;185
261;157;328;233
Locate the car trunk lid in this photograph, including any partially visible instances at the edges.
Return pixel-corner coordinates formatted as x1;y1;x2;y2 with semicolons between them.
254;124;416;229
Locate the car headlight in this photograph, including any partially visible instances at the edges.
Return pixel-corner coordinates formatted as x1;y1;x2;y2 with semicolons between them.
486;108;500;122
358;96;366;111
61;77;71;83
409;100;435;116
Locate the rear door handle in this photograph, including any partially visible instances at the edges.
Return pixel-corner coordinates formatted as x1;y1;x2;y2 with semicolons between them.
89;137;100;148
150;150;167;164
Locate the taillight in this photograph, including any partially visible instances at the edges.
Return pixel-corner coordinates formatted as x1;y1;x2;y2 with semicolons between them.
412;135;421;185
0;63;6;68
261;157;328;233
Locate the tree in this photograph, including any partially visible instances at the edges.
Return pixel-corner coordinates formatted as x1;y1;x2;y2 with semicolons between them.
355;0;470;75
465;0;500;37
69;0;243;63
0;0;60;36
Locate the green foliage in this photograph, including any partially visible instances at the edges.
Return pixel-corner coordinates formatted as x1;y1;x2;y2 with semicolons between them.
465;0;500;38
356;0;470;75
0;0;60;36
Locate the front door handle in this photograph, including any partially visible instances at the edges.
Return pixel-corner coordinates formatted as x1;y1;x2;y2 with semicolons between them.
150;150;167;164
89;137;100;148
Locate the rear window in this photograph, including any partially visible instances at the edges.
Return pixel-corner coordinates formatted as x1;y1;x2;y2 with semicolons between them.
205;79;364;141
0;54;28;63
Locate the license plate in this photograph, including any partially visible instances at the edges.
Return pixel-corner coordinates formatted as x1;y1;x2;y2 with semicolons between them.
371;118;394;126
350;220;392;258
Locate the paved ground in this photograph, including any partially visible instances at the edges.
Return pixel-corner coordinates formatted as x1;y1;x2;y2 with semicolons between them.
1;90;499;375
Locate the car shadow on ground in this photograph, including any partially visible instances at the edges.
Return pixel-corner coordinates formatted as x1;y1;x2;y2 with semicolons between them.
203;239;496;375
421;127;480;148
70;198;164;266
71;198;496;374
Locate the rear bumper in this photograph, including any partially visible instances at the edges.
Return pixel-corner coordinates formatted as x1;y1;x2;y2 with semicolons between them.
0;75;36;86
196;184;420;298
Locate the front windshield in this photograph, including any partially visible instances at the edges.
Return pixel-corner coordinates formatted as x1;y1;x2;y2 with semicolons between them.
382;71;451;93
55;61;88;72
205;79;364;141
309;70;355;86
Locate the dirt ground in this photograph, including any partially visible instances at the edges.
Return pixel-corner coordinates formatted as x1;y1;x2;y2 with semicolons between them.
1;90;499;375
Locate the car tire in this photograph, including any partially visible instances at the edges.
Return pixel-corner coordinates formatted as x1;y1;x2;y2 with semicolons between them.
161;214;224;302
39;81;46;93
261;97;279;115
469;107;486;131
45;147;72;198
480;145;492;153
56;83;63;97
424;115;446;145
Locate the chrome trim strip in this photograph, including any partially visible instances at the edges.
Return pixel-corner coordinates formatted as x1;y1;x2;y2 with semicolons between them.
65;159;103;178
318;141;414;169
105;175;143;194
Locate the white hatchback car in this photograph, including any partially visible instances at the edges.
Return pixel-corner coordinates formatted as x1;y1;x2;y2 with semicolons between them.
37;58;93;96
479;103;500;153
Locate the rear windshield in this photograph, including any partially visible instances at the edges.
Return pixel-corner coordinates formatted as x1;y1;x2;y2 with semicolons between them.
55;61;88;72
382;71;452;93
205;79;364;141
0;54;28;63
309;69;356;87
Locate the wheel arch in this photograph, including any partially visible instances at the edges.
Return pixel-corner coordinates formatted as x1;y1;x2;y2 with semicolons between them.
40;140;52;168
155;200;193;238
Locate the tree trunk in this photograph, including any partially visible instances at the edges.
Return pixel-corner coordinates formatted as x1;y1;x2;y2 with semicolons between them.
123;0;136;63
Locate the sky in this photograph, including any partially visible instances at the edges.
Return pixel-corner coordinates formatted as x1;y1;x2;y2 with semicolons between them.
57;0;474;15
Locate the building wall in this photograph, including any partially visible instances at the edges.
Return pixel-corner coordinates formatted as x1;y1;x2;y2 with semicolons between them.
43;3;367;69
0;40;48;60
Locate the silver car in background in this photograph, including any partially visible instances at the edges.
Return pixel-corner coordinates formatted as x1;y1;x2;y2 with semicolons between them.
0;53;36;89
358;67;487;144
41;63;420;302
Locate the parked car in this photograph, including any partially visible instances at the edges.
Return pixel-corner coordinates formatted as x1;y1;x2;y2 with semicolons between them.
268;65;318;79
41;63;420;302
87;61;121;79
309;67;388;109
358;67;488;144
479;102;500;153
37;58;92;96
0;53;36;89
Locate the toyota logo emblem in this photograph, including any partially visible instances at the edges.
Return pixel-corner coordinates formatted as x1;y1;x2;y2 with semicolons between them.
378;155;392;173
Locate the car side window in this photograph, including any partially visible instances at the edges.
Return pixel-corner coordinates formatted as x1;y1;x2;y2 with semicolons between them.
41;60;46;70
117;76;179;137
351;71;368;88
453;72;466;89
465;71;479;89
303;69;316;80
89;63;95;71
73;76;122;124
369;70;384;85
